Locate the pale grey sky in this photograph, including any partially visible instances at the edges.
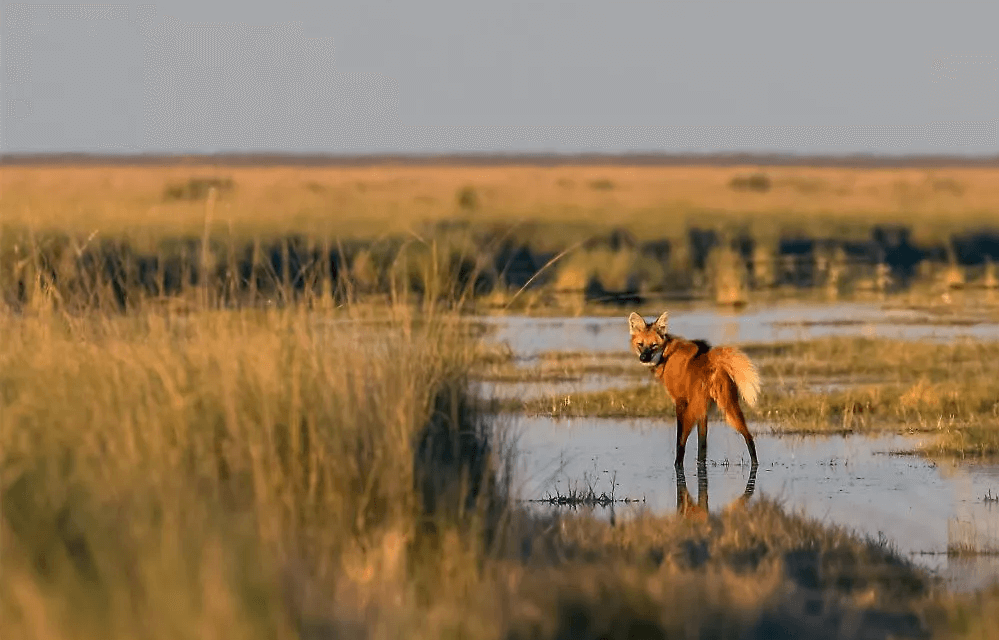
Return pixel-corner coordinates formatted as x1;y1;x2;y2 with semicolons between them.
2;2;997;155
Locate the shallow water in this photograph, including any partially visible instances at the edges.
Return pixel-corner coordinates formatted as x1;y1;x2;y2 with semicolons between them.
476;301;999;357
507;415;999;593
474;375;636;401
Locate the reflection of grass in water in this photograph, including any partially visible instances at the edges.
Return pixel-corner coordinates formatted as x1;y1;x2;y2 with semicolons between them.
529;471;645;508
947;517;999;557
947;545;999;557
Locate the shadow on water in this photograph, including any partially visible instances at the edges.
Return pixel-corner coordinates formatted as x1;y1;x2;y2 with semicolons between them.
508;415;999;593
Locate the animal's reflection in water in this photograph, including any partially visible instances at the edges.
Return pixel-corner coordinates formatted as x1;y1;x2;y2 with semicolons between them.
676;463;758;522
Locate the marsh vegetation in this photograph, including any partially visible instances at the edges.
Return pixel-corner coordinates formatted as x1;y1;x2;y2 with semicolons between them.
3;161;999;313
3;158;999;639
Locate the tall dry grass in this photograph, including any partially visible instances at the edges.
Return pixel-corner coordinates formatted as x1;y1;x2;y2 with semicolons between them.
0;295;509;640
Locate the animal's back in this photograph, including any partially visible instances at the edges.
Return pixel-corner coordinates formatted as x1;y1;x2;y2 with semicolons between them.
659;337;760;409
656;336;715;410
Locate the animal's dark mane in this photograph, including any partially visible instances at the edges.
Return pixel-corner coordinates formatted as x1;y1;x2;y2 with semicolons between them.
663;334;713;357
691;339;712;356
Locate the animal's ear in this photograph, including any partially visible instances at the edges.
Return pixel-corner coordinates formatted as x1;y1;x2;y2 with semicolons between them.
627;312;646;335
653;310;669;336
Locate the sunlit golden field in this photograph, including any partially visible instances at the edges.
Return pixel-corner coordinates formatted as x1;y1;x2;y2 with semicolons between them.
3;160;999;639
3;162;998;246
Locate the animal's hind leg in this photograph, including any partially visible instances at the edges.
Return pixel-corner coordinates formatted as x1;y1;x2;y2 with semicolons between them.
720;392;759;467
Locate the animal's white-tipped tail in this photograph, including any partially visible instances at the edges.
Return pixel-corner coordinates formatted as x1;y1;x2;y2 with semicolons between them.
715;347;761;407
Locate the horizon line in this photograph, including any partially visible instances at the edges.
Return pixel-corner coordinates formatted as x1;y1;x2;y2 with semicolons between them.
3;150;999;168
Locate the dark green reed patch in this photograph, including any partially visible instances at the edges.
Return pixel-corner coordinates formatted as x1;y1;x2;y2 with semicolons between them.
588;178;616;191
729;173;772;192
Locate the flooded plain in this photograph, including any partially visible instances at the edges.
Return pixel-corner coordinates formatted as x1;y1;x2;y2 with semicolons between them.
479;300;999;593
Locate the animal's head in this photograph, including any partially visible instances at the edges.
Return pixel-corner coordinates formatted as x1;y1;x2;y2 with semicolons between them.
628;310;669;367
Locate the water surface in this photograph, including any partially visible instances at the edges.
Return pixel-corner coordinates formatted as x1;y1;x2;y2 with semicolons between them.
507;415;999;593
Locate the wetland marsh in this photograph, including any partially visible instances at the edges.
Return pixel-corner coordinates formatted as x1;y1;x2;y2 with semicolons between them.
470;300;999;600
4;159;999;639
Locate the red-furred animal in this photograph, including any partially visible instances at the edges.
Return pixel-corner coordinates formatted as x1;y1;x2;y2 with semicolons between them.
628;310;760;468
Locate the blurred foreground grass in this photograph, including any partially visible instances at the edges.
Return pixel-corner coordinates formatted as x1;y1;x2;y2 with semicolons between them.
2;290;998;637
0;301;506;639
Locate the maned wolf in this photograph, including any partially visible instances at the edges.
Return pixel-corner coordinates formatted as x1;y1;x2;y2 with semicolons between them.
628;310;761;468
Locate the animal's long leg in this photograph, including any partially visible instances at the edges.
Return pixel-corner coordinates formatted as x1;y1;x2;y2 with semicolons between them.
724;402;758;467
675;408;695;468
716;384;759;467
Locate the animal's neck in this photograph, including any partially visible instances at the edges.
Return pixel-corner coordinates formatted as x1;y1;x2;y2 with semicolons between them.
647;336;674;372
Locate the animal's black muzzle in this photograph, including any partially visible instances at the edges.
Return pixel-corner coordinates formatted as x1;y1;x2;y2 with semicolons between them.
639;349;654;363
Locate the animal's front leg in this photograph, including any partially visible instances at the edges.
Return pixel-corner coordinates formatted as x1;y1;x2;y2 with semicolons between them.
674;405;693;468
